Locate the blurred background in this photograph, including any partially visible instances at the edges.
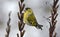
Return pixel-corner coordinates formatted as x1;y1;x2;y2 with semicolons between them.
0;0;60;37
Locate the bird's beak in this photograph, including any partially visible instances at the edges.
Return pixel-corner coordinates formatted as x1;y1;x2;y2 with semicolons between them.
24;10;25;11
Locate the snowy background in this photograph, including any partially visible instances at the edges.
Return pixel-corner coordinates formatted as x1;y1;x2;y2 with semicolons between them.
0;0;60;37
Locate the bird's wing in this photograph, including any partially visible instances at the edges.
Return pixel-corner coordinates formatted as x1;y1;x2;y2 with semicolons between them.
27;12;37;26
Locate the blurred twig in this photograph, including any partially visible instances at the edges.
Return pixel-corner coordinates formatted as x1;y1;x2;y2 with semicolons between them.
5;12;11;37
17;33;19;37
48;0;59;37
17;0;25;37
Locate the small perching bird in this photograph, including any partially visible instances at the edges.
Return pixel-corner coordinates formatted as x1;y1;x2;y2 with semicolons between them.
23;8;43;30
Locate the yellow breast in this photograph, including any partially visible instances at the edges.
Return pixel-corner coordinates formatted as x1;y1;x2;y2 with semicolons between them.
23;11;29;23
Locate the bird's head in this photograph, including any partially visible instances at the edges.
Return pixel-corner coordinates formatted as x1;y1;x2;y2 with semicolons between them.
25;8;33;14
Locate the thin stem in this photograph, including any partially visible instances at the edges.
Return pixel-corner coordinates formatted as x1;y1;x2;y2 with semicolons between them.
49;0;59;37
5;12;11;37
17;0;25;37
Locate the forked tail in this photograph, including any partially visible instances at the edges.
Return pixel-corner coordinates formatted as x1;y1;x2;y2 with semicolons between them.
36;24;43;30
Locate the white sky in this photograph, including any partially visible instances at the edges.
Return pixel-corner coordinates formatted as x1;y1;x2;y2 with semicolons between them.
0;0;60;37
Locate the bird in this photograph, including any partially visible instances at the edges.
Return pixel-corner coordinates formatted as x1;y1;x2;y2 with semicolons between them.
23;8;43;30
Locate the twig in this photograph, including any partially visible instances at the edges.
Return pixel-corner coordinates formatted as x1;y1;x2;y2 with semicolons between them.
17;33;19;37
5;12;11;37
17;0;25;37
53;33;57;37
49;0;59;37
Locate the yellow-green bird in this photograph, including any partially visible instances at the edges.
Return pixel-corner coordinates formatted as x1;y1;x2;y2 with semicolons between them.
23;8;43;30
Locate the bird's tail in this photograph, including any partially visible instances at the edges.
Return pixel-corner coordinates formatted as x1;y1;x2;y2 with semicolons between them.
36;24;43;30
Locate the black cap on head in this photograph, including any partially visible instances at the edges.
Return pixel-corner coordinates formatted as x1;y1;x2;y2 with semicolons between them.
25;8;31;10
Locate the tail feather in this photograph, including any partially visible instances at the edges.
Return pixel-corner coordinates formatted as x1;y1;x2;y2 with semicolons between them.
36;24;43;30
